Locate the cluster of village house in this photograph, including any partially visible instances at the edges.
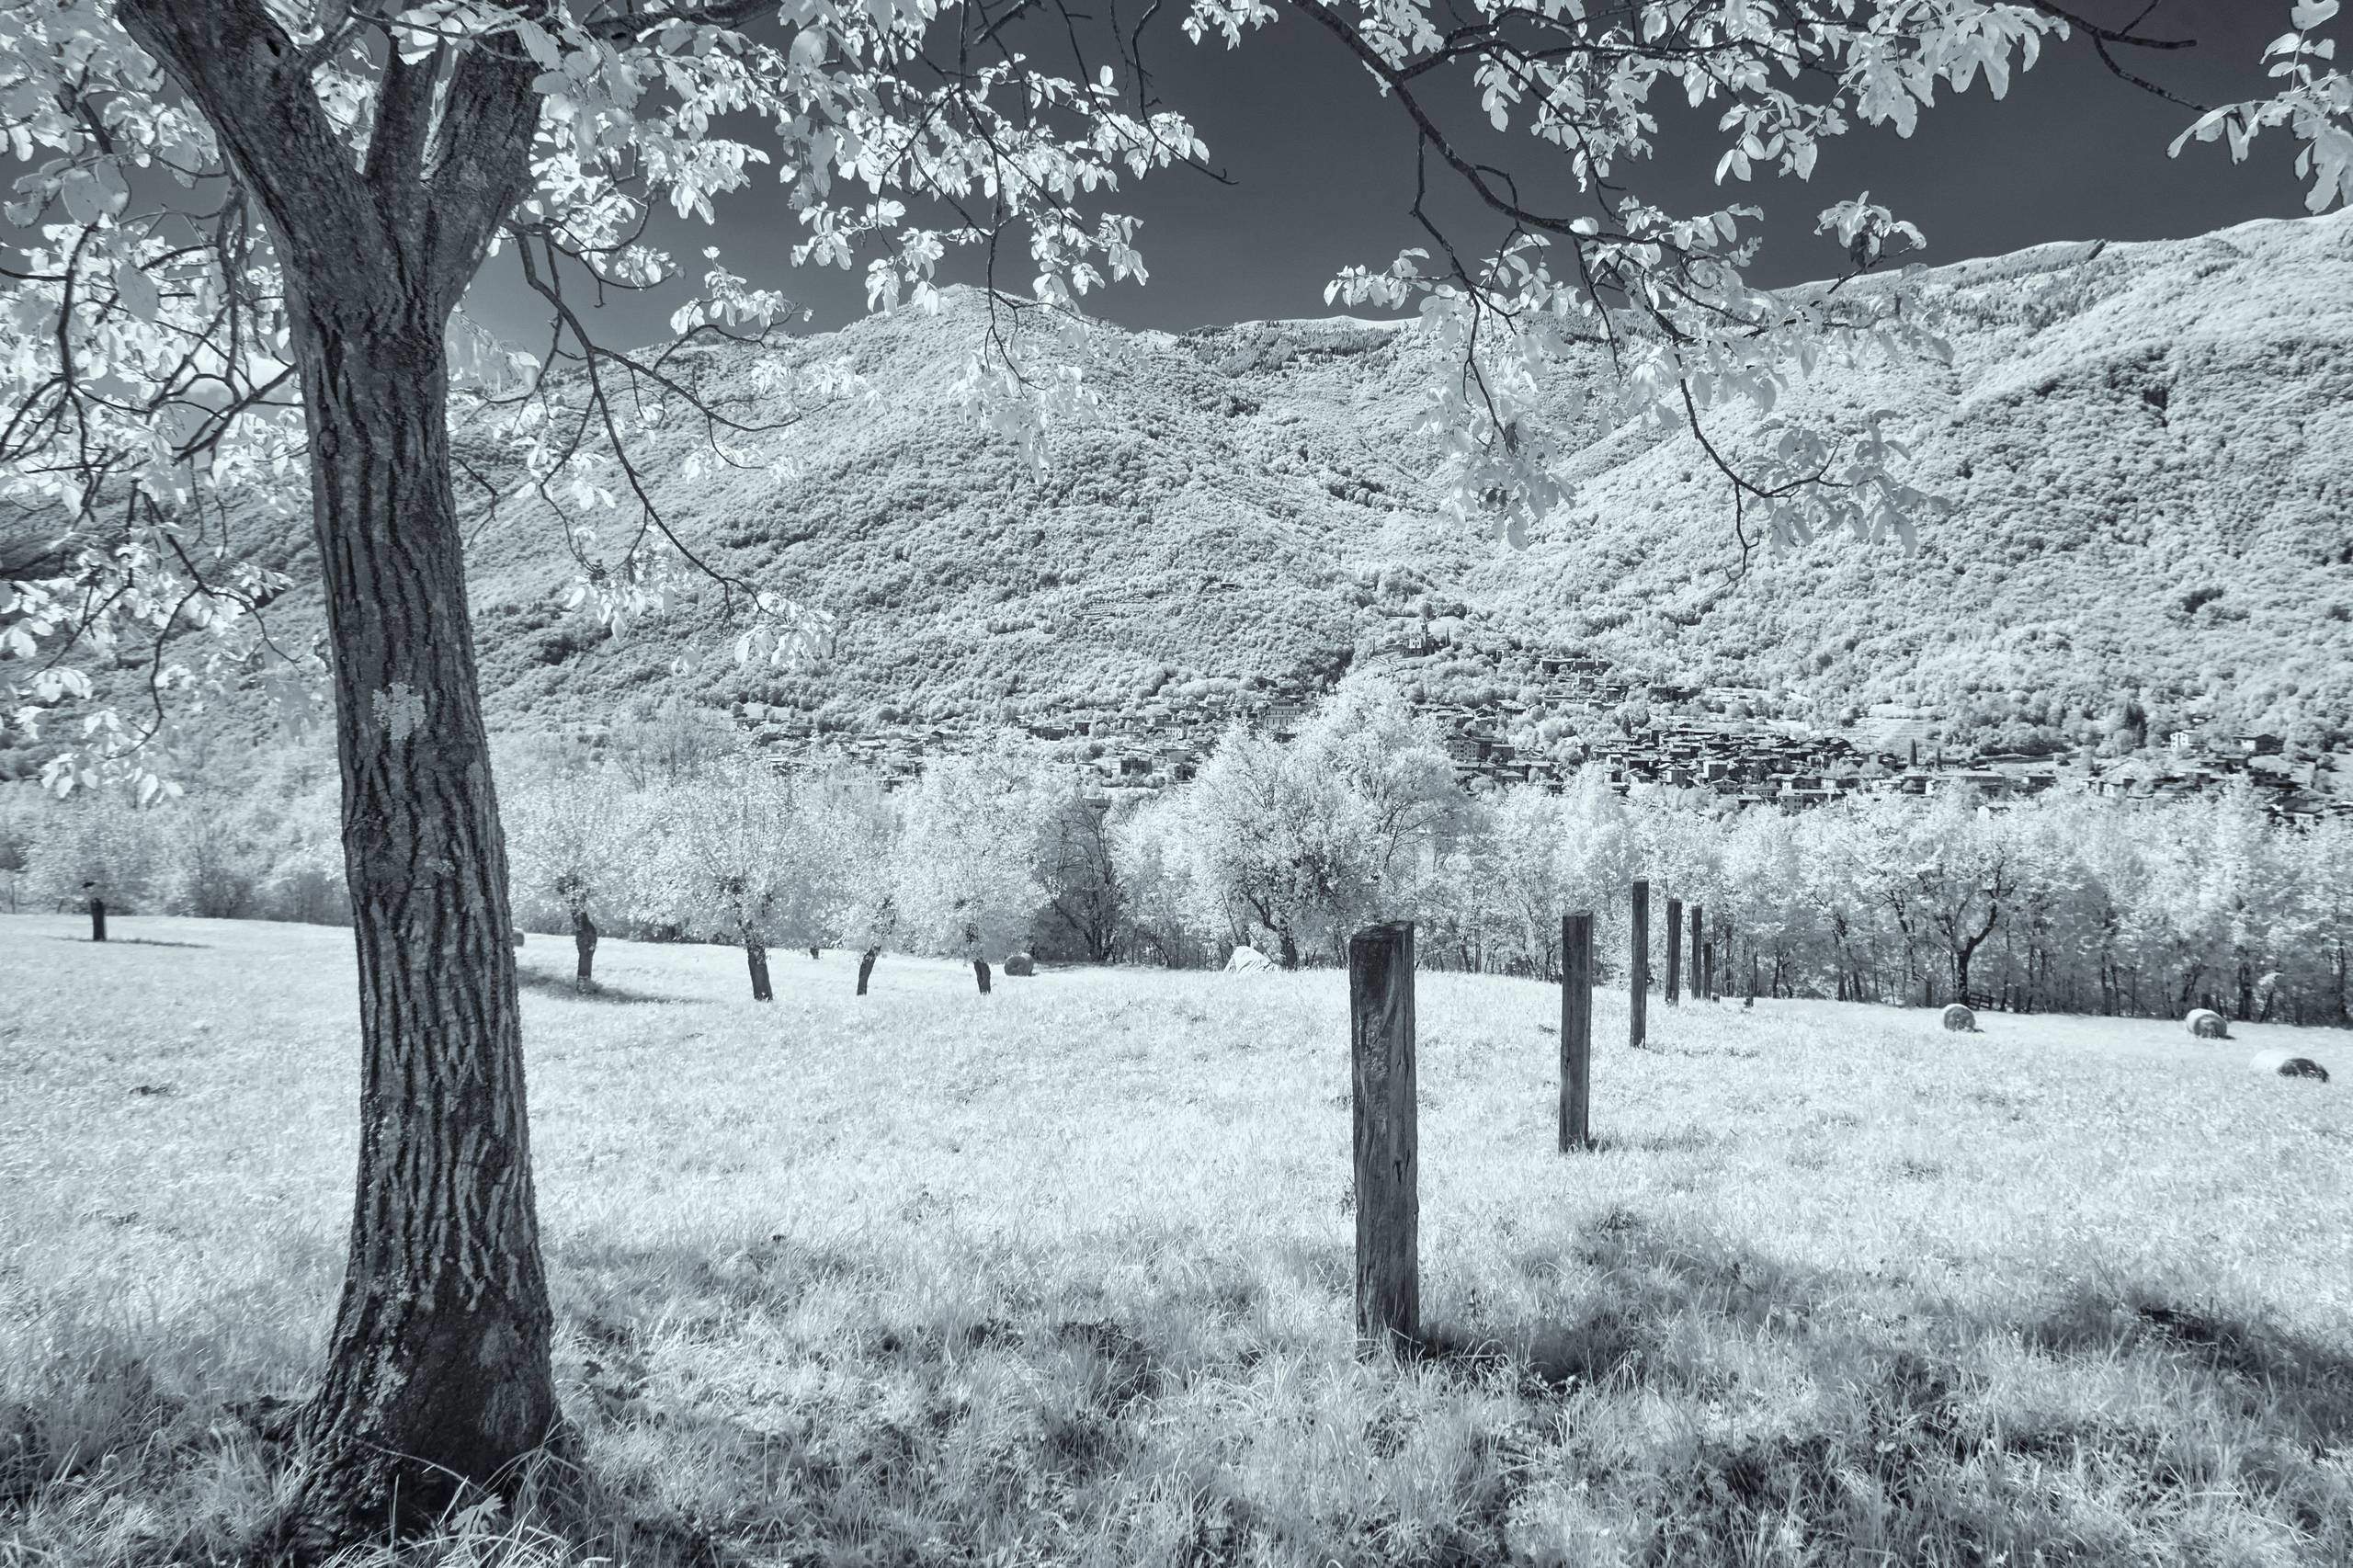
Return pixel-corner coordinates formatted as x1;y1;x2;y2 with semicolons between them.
744;626;2345;822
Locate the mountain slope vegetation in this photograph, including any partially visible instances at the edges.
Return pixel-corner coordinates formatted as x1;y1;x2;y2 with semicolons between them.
23;210;2347;779
457;209;2350;757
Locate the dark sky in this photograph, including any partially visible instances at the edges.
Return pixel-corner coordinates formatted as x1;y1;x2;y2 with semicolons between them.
466;1;2320;347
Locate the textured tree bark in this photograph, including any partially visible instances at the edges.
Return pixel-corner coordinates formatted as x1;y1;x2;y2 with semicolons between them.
857;947;880;995
277;310;557;1551
746;941;774;1002
973;958;993;994
89;897;106;942
574;909;597;991
107;9;562;1553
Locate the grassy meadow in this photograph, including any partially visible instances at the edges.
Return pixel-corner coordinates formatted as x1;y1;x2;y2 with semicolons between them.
2;912;2349;1567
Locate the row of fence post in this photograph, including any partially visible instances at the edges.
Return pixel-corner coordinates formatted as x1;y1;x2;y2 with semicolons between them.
1350;876;1738;1355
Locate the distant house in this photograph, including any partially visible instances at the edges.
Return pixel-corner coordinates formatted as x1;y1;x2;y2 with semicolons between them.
2240;733;2286;756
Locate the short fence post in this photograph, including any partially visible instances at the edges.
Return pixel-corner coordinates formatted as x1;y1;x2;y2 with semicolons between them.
1560;913;1592;1151
1665;896;1683;1006
1350;920;1418;1357
1630;880;1649;1048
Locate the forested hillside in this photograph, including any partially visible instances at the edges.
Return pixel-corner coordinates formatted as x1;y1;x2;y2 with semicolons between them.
449;208;2350;757
13;210;2347;782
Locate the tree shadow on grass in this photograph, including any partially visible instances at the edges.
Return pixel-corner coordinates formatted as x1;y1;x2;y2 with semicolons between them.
549;1210;2353;1552
1584;1128;1720;1153
515;966;683;1006
18;1216;2352;1568
44;935;210;949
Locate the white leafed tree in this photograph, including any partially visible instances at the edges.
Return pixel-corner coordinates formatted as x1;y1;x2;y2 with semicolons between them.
892;743;1049;987
642;752;794;1000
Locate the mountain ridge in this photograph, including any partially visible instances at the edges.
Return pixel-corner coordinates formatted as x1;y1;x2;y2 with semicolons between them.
17;210;2346;787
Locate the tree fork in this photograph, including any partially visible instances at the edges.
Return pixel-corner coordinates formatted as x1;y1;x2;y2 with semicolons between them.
106;7;563;1551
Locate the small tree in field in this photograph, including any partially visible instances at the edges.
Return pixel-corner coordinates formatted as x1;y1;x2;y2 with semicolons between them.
1109;789;1210;968
769;759;895;963
1183;724;1349;968
893;746;1047;991
506;767;638;988
643;756;795;1001
1033;781;1123;962
1185;678;1458;966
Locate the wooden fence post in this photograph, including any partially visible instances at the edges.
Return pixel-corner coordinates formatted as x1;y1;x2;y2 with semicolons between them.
1664;896;1683;1006
1689;903;1705;1000
1350;921;1418;1356
1630;880;1649;1048
1560;913;1592;1151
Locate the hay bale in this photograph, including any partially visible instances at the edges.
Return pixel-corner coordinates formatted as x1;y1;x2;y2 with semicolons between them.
1004;951;1036;977
1940;1003;1977;1033
2185;1008;2230;1040
2247;1049;2330;1083
1223;945;1277;974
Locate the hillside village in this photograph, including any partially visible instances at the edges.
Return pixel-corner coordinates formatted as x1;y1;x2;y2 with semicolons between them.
722;584;2351;822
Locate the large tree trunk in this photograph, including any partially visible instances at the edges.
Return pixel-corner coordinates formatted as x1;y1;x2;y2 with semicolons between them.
857;947;880;995
746;941;774;1002
973;958;993;994
108;8;559;1556
280;312;557;1549
574;909;598;991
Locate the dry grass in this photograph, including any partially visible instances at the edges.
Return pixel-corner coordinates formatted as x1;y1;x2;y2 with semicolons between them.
3;912;2349;1567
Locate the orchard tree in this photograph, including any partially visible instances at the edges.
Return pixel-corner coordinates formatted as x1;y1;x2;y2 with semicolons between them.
1108;786;1209;967
643;752;796;998
1184;722;1352;967
3;0;2343;1552
1032;779;1124;962
769;756;894;964
1290;673;1461;920
892;744;1049;990
1905;788;2017;1009
505;764;637;987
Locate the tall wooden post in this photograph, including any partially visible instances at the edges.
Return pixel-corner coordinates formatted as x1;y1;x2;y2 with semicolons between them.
1629;880;1649;1048
1689;903;1705;1000
572;910;597;992
1350;921;1418;1356
1560;914;1592;1152
1664;896;1683;1006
